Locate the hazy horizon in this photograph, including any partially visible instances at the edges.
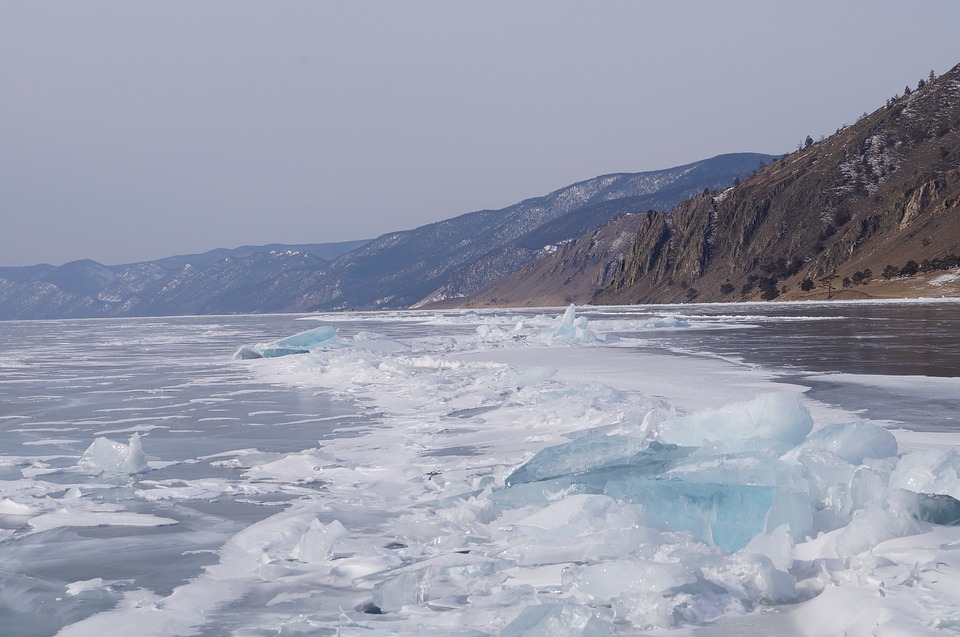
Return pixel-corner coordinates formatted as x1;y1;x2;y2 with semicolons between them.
3;1;959;267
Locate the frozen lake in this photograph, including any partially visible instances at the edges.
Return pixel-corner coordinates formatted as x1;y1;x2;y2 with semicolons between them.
1;301;959;636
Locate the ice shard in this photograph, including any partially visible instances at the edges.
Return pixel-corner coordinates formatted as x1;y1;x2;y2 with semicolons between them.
77;433;147;475
605;479;782;552
233;325;338;359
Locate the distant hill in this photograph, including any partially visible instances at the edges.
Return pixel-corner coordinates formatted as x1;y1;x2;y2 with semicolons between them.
9;64;958;317
0;241;366;319
149;242;369;271
594;63;960;304
288;153;773;311
0;154;772;319
428;212;646;308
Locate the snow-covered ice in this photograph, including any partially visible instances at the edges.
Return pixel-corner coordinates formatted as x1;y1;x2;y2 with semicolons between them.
1;302;959;636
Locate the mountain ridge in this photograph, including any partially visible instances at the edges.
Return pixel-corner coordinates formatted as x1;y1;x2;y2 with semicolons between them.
0;154;771;319
0;241;365;320
449;63;960;309
594;63;960;305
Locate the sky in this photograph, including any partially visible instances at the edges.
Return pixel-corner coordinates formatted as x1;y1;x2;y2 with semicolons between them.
2;1;960;267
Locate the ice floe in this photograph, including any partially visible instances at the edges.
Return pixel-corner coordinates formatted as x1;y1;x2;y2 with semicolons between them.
77;433;148;474
233;325;339;359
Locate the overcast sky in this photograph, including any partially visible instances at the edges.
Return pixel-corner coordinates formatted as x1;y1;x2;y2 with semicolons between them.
3;1;959;267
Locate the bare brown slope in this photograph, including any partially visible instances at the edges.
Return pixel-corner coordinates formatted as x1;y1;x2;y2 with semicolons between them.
595;63;960;305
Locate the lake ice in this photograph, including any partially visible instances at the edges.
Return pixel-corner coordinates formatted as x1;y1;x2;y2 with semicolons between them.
1;302;959;636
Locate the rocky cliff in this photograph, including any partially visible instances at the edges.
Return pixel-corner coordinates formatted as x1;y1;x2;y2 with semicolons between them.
595;64;960;304
301;153;773;311
433;212;646;308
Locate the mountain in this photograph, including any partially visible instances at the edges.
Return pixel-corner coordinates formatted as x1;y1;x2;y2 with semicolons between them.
429;212;646;308
591;63;960;305
285;153;773;312
0;241;366;320
149;242;369;271
7;64;958;318
0;154;771;319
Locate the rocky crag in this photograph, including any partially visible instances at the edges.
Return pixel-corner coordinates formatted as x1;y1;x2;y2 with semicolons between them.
595;64;960;305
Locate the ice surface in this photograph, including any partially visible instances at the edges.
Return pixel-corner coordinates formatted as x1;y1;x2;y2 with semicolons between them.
500;603;617;637
509;494;645;549
743;525;795;572
889;448;960;497
291;519;348;562
243;448;338;483
233;325;338;359
12;307;960;636
499;396;823;550
799;420;898;464
640;315;690;329
604;479;779;551
29;509;178;532
656;392;813;453
504;431;664;486
565;557;693;600
498;384;960;568
834;504;921;557
370;553;511;613
273;325;337;349
65;578;106;596
233;345;266;359
0;498;36;515
471;304;600;345
77;433;147;474
890;488;960;525
551;304;597;343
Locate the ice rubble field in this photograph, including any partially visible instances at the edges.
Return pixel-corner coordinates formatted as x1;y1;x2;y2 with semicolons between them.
5;305;960;636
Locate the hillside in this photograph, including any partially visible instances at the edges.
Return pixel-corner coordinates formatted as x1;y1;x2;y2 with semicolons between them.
0;155;771;319
288;153;773;311
431;212;646;308
594;64;960;305
0;241;365;320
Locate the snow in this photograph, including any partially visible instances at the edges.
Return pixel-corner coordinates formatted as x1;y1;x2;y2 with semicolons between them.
215;306;960;633
65;578;106;596
2;304;959;635
0;498;37;515
930;269;960;286
29;509;177;532
290;518;348;562
809;372;960;397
